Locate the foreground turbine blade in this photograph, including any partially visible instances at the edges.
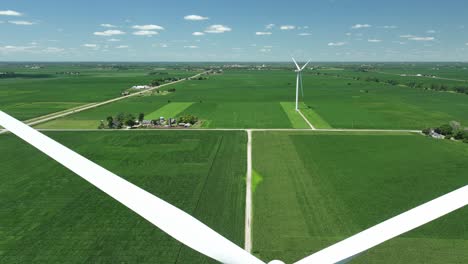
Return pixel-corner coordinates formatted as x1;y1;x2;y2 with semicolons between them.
0;111;265;264
292;57;301;70
294;185;468;264
300;60;311;71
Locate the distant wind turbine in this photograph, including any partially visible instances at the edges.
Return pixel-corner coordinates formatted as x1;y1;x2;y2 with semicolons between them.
292;57;311;111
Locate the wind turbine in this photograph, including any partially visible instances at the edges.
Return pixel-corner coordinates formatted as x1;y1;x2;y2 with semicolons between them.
292;58;311;111
0;110;467;264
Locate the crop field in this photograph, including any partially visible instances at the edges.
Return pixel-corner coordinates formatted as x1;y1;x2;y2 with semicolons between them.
301;72;468;129
0;63;200;121
252;131;468;263
0;130;246;263
145;102;194;120
37;70;299;129
37;66;468;130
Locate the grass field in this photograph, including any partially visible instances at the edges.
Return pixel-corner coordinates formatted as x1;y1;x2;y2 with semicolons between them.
37;67;468;130
0;130;246;263
0;63;200;121
145;102;194;120
252;131;468;263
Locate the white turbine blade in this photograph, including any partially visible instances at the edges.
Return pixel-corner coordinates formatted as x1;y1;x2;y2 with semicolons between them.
292;57;301;70
0;111;265;264
300;60;311;71
294;185;468;264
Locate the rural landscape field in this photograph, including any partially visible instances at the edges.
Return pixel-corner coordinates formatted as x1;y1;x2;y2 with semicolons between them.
1;0;468;263
2;61;467;264
252;131;468;263
0;130;246;263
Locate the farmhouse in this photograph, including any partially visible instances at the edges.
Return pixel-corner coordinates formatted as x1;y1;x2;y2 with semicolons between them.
429;130;445;139
132;85;151;90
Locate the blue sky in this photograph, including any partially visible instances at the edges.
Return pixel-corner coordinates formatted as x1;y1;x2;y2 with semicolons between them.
1;0;467;61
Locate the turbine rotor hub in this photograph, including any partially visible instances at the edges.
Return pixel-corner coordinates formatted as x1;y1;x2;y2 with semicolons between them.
268;260;286;264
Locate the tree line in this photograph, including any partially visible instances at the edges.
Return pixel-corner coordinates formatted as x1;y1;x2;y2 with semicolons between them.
423;121;468;143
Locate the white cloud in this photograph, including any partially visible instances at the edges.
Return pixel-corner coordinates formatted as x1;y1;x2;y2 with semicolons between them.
107;38;121;42
8;20;35;25
328;42;346;46
345;32;352;36
192;32;205;36
426;30;436;34
133;30;158;36
298;33;311;36
382;25;397;29
116;45;129;49
265;24;275;29
184;45;198;49
101;23;117;28
259;48;271;52
352;24;371;29
94;30;125;36
83;44;98;48
409;36;435;41
204;24;231;33
401;35;435;41
368;39;382;43
184;15;209;21
0;45;34;52
466;43;468;46
132;24;164;30
280;25;295;30
256;32;272;35
0;10;22;16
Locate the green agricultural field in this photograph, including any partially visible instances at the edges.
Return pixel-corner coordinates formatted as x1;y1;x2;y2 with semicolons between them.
301;72;468;129
0;130;246;263
252;131;468;263
0;63;200;121
39;67;468;130
145;102;194;120
38;70;302;129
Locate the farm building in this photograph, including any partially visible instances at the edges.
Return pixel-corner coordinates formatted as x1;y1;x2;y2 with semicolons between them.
132;85;150;89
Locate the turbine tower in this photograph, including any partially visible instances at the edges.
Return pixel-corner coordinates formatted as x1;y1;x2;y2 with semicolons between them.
292;58;311;111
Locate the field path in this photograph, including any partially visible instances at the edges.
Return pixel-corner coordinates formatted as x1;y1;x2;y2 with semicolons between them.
298;109;316;130
245;129;253;252
7;128;422;133
18;70;212;127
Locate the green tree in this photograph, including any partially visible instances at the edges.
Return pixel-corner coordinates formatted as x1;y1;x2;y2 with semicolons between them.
98;120;105;129
178;114;198;125
124;113;136;127
106;116;114;128
138;113;145;123
116;113;125;123
435;124;453;136
422;128;431;135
